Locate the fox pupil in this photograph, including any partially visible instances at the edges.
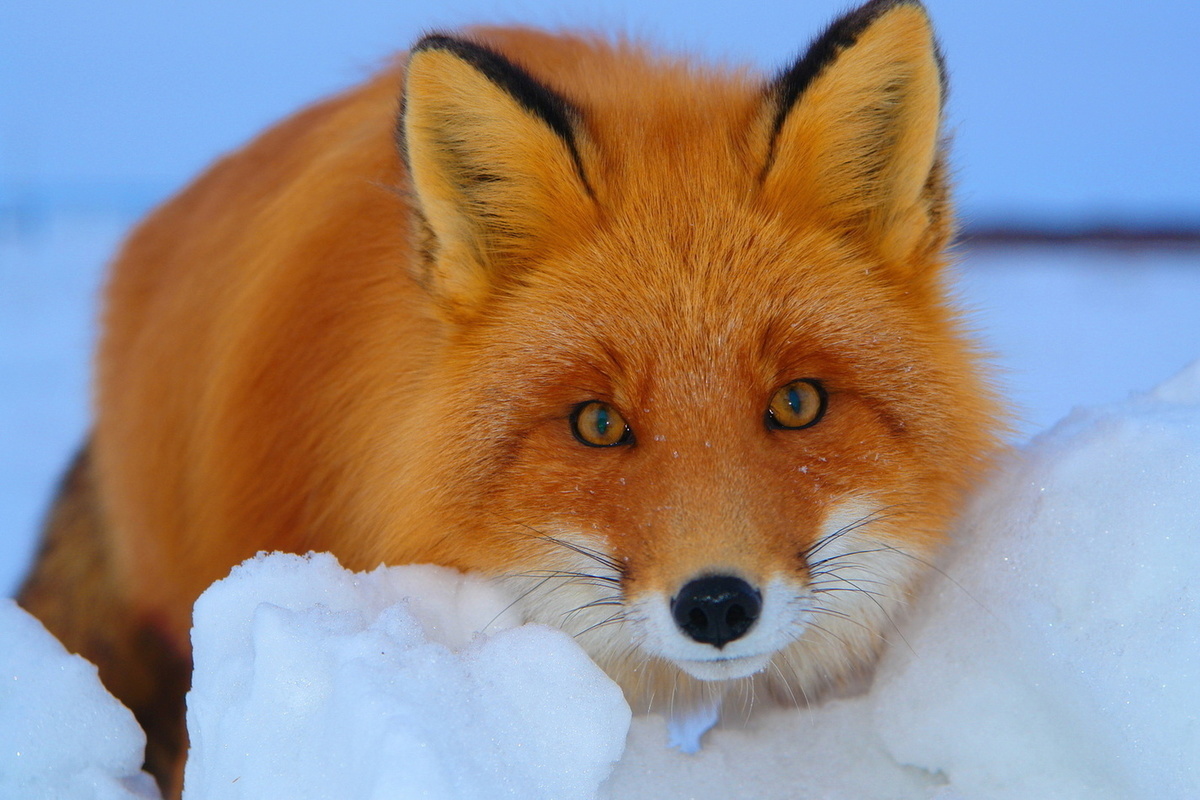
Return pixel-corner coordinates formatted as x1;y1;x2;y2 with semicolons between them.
594;407;610;436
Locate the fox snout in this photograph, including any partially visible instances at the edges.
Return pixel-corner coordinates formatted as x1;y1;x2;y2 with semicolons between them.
627;565;815;684
660;574;778;681
671;575;762;649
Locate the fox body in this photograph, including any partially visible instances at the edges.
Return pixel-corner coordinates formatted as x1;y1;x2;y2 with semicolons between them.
20;0;1001;789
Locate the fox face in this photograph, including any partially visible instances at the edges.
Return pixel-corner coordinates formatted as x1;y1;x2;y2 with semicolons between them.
392;0;1002;709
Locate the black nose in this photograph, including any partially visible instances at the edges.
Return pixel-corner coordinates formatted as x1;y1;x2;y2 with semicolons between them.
671;575;762;648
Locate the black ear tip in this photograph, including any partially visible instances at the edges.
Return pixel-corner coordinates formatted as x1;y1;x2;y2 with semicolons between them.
411;33;458;53
769;0;943;117
400;28;592;196
853;0;928;16
409;32;500;65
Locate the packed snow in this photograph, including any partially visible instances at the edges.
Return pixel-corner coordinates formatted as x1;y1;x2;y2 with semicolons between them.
183;556;629;800
870;362;1200;798
0;599;160;799
3;360;1198;798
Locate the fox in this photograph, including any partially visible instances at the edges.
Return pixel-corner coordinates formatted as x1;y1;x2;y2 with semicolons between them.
18;0;1003;792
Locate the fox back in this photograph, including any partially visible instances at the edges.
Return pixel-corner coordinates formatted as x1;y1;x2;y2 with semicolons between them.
20;0;1002;789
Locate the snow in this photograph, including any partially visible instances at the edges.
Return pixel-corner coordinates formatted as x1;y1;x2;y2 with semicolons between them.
1;214;118;596
0;599;160;800
4;361;1199;798
954;246;1200;437
182;555;630;800
870;359;1200;797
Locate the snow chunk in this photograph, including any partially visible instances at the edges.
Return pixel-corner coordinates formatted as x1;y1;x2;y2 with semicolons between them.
872;359;1200;797
0;599;160;800
181;553;630;800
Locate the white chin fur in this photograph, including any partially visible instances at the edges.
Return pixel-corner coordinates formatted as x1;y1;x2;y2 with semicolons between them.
674;652;773;681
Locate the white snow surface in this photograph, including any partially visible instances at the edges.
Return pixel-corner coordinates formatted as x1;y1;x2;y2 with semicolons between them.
0;599;161;800
3;361;1199;798
867;360;1200;798
183;557;630;800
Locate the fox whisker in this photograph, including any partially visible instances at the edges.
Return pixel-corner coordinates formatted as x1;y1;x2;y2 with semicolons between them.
801;504;915;561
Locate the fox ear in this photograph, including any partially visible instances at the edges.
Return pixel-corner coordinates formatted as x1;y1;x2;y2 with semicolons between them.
759;0;949;273
400;35;594;313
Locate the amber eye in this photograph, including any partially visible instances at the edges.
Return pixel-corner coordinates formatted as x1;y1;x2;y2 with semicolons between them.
766;379;827;430
570;401;634;447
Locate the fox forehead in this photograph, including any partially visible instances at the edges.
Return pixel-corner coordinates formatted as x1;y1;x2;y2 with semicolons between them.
470;220;923;398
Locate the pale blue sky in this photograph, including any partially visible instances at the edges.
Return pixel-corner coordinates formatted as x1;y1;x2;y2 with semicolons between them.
2;0;1198;222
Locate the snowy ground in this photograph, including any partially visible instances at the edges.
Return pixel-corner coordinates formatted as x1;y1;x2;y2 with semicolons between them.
2;215;1199;797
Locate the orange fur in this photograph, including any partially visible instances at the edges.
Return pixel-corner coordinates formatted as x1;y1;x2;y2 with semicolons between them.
22;0;1003;789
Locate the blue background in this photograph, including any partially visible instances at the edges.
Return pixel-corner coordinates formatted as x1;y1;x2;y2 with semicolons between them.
3;0;1198;224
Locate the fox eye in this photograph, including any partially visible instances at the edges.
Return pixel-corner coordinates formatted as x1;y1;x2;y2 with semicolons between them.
766;379;827;430
570;401;634;447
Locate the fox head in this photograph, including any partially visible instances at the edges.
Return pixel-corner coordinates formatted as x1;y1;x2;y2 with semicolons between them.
392;0;1001;709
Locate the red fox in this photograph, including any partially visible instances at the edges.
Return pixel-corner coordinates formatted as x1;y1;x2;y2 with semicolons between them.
19;0;1002;791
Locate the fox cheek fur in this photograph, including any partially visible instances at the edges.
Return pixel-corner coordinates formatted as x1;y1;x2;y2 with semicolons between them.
397;0;1000;708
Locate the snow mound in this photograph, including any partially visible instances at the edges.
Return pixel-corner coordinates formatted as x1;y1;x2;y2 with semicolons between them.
181;553;631;800
872;357;1200;797
0;599;160;800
